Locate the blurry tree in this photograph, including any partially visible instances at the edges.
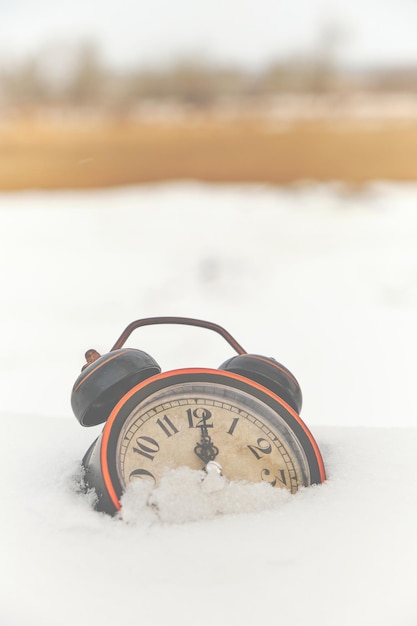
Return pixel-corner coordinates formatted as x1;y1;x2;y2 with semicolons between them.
1;31;417;116
63;42;110;105
308;22;346;93
370;66;417;92
258;22;346;95
0;57;48;106
122;59;247;107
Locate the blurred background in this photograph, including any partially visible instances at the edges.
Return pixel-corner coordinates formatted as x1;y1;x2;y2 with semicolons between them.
1;0;417;188
1;0;417;429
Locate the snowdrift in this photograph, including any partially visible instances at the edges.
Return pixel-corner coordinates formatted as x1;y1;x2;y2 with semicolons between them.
0;182;416;625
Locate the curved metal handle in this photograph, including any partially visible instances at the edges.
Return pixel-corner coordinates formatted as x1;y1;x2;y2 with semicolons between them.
110;316;247;355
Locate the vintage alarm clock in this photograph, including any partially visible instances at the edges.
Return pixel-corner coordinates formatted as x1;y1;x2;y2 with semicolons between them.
71;316;326;515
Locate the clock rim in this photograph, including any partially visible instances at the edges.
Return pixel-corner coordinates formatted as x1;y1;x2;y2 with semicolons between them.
100;367;326;511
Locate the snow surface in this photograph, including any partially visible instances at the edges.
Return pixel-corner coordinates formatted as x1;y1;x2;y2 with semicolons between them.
1;182;417;625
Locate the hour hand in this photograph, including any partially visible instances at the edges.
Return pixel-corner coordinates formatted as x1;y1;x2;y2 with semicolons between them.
194;423;219;464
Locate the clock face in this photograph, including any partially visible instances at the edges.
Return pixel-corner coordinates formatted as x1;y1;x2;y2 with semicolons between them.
100;369;325;511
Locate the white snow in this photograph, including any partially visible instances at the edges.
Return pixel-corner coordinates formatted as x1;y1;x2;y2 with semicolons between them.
0;182;417;625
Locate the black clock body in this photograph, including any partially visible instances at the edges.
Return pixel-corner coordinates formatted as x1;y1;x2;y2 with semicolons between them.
71;318;326;515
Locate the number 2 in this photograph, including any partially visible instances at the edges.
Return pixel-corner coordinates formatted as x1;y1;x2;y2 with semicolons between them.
247;438;272;460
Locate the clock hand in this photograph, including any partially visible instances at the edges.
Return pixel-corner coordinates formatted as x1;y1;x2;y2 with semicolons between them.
194;420;219;465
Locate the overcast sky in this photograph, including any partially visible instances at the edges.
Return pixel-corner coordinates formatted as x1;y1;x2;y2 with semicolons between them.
1;0;417;70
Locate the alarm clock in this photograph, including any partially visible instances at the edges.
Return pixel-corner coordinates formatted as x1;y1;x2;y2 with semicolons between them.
71;316;326;515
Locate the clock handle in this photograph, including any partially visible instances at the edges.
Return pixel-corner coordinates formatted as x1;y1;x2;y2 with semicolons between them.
110;316;247;355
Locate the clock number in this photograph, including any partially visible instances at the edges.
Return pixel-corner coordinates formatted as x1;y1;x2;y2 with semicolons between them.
261;468;287;487
186;408;213;429
156;415;179;438
133;435;160;460
227;417;239;435
129;468;156;483
247;438;272;460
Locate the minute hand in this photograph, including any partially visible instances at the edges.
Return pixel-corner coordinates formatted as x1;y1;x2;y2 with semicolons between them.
194;422;219;464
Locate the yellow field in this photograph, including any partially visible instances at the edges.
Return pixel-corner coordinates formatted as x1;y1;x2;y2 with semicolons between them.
1;116;417;189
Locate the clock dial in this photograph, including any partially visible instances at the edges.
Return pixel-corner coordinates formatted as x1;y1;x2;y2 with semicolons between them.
117;385;307;492
99;369;325;511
